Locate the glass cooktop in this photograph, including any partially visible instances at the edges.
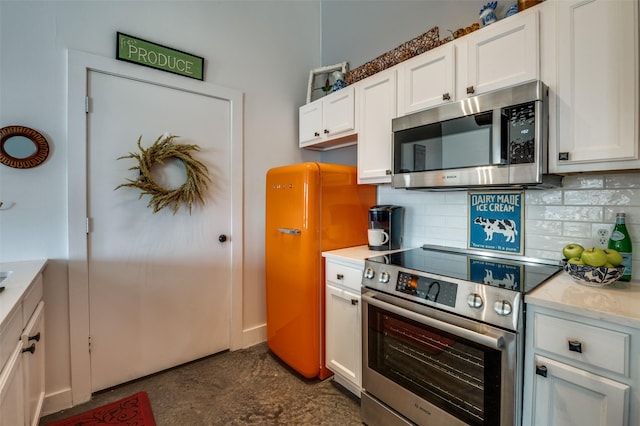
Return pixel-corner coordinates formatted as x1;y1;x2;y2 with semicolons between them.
366;245;562;294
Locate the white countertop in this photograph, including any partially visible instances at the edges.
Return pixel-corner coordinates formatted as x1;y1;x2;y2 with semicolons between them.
526;271;640;329
0;259;47;330
322;245;413;267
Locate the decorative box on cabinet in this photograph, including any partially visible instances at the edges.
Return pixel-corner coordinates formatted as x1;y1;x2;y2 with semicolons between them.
324;257;364;397
299;86;356;150
356;69;397;184
523;305;637;426
548;0;639;173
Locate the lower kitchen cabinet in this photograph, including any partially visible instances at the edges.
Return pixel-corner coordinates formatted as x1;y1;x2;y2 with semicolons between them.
0;267;46;426
523;304;637;426
325;257;363;397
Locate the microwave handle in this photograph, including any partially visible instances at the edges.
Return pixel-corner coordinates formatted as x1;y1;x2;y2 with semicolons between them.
491;109;503;165
362;292;505;349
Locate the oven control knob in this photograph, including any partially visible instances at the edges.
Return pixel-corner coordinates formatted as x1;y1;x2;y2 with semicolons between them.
494;300;513;316
364;268;375;280
467;293;484;309
379;271;390;284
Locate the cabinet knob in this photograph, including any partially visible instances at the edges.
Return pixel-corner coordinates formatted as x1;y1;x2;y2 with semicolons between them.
385;169;392;175
314;132;320;137
466;86;475;95
442;92;451;101
22;343;36;354
323;129;330;134
351;299;359;305
28;332;41;342
535;365;548;377
558;152;569;161
336;274;344;280
568;339;583;353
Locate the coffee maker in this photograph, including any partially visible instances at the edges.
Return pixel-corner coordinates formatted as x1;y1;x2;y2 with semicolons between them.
368;205;404;251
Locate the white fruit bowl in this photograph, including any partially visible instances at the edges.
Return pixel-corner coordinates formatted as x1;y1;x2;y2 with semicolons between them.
561;259;625;287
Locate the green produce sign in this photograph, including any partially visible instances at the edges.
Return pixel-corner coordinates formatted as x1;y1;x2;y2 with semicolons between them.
116;32;204;81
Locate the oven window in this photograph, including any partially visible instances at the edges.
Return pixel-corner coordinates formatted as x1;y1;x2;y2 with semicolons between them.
367;304;501;426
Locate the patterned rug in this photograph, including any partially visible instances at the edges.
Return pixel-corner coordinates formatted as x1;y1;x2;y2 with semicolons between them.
45;391;156;426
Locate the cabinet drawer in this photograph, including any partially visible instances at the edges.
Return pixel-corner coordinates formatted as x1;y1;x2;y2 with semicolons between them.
533;312;629;376
0;306;23;375
325;261;363;293
21;274;43;327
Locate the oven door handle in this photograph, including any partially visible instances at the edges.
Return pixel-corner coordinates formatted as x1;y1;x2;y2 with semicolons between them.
362;292;505;349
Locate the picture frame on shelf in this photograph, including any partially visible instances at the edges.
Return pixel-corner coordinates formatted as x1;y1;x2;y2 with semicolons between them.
306;62;348;103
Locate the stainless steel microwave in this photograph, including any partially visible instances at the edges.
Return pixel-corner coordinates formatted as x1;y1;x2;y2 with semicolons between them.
392;80;561;190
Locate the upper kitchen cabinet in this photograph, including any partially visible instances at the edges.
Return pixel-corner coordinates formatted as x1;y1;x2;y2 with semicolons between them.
397;43;455;116
299;86;356;150
549;0;639;173
357;68;397;184
461;9;539;97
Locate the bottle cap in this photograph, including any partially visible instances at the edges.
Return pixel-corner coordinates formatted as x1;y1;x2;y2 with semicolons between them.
617;212;626;218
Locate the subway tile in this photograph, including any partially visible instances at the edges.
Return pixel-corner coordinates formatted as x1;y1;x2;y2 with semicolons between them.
525;219;562;236
605;172;640;188
564;189;634;206
562;221;592;238
561;175;604;189
527;205;603;221
525;189;563;205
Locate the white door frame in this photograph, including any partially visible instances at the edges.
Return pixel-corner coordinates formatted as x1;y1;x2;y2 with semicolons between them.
67;49;244;405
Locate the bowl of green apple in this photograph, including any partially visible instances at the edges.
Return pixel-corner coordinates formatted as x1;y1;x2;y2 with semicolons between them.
561;244;625;287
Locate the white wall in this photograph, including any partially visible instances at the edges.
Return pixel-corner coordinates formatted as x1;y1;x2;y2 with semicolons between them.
0;0;321;412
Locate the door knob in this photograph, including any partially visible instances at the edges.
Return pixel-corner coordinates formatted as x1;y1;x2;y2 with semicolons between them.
218;234;228;243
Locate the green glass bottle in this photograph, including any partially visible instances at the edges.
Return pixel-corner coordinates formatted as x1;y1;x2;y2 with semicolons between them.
608;213;633;281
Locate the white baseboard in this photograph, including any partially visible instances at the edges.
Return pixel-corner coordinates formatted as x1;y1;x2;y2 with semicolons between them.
41;387;73;417
241;323;266;349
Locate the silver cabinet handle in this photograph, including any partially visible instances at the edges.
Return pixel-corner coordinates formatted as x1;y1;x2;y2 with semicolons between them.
278;228;301;235
568;339;583;353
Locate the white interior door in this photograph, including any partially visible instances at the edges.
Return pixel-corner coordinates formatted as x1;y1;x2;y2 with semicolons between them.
86;70;232;391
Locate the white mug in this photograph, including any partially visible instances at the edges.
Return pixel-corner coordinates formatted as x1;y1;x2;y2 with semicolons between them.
368;229;389;246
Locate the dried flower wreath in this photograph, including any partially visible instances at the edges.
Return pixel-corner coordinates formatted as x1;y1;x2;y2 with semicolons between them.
115;134;211;214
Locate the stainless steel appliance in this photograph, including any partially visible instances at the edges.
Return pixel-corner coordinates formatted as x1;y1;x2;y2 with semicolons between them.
392;80;561;190
368;205;404;251
361;245;561;426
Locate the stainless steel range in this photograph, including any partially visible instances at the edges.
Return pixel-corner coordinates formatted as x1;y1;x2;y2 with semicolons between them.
361;245;561;426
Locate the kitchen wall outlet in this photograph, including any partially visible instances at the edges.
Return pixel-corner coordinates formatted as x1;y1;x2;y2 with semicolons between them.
598;228;610;245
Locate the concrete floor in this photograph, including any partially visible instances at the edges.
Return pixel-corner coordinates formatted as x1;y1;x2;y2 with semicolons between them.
40;342;362;425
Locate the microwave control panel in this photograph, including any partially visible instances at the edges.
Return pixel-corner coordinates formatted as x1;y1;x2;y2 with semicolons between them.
506;101;536;164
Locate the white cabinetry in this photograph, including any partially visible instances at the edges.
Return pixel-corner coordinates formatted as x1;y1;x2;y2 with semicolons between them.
397;43;455;116
523;305;636;426
461;10;539;97
299;86;356;150
356;69;397;184
549;0;639;173
324;257;363;396
0;270;45;426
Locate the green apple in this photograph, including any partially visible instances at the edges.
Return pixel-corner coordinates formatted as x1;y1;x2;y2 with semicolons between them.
604;248;623;266
580;247;608;267
562;243;584;260
567;257;584;265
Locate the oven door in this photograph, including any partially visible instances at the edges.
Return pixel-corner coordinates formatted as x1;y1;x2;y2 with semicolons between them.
361;290;518;426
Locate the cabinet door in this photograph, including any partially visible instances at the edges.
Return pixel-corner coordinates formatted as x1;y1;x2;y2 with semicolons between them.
357;69;397;184
22;302;44;426
531;355;629;426
552;0;639;172
0;343;26;426
466;10;539;96
398;43;455;115
325;283;361;394
299;100;322;146
322;86;355;138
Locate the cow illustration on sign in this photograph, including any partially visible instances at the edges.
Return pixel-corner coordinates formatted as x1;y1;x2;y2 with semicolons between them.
473;217;518;243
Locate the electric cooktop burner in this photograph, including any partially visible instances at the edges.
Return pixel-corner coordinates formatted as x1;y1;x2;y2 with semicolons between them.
366;245;562;294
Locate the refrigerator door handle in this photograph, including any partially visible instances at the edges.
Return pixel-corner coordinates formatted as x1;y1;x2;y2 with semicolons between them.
278;228;301;235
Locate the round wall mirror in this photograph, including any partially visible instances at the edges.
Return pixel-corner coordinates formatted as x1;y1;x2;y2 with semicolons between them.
0;126;49;169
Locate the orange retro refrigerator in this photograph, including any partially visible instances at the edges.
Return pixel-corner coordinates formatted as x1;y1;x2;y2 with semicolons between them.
265;162;376;379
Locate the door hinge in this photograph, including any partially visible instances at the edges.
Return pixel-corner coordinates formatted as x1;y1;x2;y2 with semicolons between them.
88;335;92;353
86;217;91;234
85;96;90;113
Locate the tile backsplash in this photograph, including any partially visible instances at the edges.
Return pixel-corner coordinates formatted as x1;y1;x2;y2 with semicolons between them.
378;172;640;279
